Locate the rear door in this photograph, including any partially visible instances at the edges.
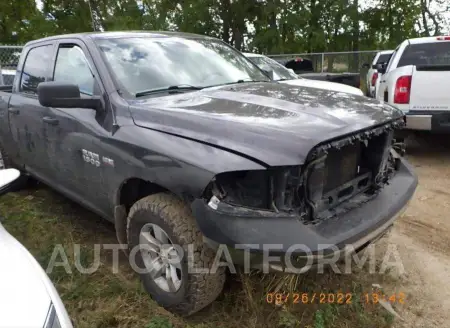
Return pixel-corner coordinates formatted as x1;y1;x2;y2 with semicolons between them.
8;43;55;179
402;41;450;111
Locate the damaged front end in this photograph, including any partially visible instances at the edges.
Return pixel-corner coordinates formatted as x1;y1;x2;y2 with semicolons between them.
204;118;406;224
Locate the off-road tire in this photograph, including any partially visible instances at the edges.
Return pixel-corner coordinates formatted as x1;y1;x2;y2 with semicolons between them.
126;193;226;316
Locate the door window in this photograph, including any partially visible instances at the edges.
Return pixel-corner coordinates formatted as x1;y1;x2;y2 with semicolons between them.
20;45;53;94
54;45;95;95
376;54;392;64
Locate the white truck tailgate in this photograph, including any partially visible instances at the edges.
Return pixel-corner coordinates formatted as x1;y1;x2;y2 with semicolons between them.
410;66;450;111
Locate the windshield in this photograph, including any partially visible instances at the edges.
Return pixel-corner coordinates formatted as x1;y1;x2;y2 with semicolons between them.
247;55;298;81
398;42;450;67
96;37;270;96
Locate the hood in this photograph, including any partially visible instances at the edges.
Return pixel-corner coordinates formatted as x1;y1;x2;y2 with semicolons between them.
280;78;364;96
0;224;51;328
128;82;403;166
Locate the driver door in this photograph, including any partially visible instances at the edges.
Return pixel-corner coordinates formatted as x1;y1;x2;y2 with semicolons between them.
44;41;111;216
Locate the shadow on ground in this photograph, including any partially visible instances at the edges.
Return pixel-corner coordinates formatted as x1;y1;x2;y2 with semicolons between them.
405;132;450;158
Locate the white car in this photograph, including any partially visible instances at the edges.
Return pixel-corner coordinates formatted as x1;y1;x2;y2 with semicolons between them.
0;169;73;328
376;36;450;131
363;50;393;97
0;63;15;86
243;53;364;96
1;69;16;86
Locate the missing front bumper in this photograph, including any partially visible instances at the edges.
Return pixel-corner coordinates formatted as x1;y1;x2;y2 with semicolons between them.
191;158;417;269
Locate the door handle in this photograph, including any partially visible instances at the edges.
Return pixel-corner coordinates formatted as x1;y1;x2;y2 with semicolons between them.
8;107;19;115
42;116;59;125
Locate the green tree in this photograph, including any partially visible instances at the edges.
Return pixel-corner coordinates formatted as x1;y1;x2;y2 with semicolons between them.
1;0;447;58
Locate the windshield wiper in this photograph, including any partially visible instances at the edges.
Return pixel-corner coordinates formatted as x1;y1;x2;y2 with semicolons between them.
206;79;269;88
135;85;203;97
235;78;269;83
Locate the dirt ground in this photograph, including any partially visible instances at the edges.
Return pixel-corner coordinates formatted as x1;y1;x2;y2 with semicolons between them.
384;133;450;328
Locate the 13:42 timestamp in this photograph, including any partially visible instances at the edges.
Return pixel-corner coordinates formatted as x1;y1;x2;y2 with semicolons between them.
364;292;406;304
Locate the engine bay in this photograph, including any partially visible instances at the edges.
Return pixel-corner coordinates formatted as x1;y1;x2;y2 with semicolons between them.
206;118;406;223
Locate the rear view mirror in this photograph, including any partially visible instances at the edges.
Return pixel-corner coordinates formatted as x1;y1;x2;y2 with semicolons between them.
37;82;102;110
0;168;20;196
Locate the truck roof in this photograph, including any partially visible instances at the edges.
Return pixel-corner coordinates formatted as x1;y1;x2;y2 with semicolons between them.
406;36;450;44
377;50;394;55
243;53;262;58
24;31;216;46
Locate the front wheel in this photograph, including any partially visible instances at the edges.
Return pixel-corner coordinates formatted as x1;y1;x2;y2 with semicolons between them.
126;193;226;316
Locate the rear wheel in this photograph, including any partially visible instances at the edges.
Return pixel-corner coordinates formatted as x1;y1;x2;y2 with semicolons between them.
126;193;225;316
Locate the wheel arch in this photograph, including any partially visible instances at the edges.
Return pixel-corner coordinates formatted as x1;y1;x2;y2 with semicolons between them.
113;177;198;248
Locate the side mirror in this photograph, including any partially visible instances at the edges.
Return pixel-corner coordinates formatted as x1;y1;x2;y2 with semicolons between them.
37;82;102;110
260;65;275;80
0;168;21;196
376;63;387;74
362;63;370;69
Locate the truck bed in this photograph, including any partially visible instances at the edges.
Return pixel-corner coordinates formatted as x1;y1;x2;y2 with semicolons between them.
0;85;12;93
299;72;360;89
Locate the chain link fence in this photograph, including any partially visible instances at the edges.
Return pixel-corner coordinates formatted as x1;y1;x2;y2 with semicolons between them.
267;51;379;73
268;51;380;93
0;45;23;85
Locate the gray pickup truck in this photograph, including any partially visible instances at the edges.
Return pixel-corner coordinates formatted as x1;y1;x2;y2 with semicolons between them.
0;31;417;316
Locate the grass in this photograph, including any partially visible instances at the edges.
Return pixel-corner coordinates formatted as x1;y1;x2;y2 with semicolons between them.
0;185;401;328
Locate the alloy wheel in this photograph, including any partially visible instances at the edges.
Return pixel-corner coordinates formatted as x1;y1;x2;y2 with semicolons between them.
139;223;183;293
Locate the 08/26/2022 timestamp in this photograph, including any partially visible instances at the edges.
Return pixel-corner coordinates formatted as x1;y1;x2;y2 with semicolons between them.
266;292;406;305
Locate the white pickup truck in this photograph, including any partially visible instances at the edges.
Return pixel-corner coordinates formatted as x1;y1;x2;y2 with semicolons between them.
364;50;393;97
376;36;450;132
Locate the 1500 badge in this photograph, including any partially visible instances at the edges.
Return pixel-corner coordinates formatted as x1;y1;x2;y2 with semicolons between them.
82;149;100;167
82;149;115;167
